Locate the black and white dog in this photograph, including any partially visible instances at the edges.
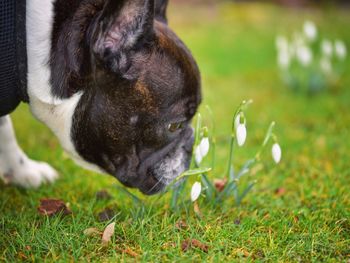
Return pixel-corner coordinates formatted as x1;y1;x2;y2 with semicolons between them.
0;0;201;194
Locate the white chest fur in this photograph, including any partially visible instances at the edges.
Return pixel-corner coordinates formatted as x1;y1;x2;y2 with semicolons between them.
26;0;103;173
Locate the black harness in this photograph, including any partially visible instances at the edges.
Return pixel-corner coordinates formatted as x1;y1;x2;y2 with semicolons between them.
0;0;29;117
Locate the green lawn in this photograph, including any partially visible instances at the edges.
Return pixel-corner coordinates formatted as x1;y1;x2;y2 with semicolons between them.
1;2;350;262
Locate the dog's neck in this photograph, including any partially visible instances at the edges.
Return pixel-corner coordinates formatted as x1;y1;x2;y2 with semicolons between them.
26;0;103;173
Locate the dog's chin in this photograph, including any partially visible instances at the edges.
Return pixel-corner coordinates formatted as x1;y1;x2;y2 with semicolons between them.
114;148;191;195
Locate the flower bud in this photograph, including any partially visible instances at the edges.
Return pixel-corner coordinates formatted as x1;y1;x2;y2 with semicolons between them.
191;182;202;202
194;137;210;165
296;46;312;66
272;143;282;164
236;123;247;147
334;40;347;60
303;21;317;41
194;145;203;165
199;137;210;159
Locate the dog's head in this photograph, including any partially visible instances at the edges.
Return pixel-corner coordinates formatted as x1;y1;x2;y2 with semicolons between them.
69;0;201;194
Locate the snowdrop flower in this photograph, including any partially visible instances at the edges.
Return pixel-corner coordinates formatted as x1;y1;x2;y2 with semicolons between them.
191;181;201;202
275;35;291;69
234;112;246;129
275;35;288;51
272;143;282;164
194;146;203;165
236;123;247;147
277;49;291;69
303;21;317;41
334;40;347;60
296;45;312;66
194;137;210;165
320;57;332;74
321;39;333;57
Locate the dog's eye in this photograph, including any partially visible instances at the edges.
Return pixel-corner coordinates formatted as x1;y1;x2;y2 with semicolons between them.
167;122;184;132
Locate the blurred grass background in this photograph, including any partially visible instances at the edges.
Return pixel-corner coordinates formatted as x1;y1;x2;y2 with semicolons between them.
1;1;349;261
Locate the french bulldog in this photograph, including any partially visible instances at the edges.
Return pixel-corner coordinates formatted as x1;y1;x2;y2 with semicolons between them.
0;0;201;195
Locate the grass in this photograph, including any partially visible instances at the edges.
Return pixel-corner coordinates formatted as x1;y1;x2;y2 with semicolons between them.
1;2;350;262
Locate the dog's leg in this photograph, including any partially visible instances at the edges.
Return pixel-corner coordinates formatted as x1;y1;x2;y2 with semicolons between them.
0;115;58;188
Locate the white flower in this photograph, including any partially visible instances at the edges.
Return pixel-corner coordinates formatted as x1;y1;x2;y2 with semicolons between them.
194;146;203;165
194;137;210;165
321;39;333;57
272;143;282;164
234;113;246;129
277;49;291;69
320;57;332;74
236;123;247;147
199;137;209;159
334;40;347;60
275;36;291;69
296;46;313;66
303;21;317;41
191;182;201;202
275;35;288;51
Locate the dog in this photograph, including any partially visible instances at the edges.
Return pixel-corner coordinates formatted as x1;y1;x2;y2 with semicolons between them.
0;0;201;195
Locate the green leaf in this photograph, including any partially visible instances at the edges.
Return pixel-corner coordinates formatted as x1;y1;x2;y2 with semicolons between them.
201;173;215;201
216;181;238;203
235;181;256;206
236;158;256;179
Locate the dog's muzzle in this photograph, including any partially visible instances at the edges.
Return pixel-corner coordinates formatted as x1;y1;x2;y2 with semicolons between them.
114;127;194;195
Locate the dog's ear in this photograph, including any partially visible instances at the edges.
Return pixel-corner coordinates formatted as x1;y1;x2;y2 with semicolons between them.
91;0;155;75
155;0;169;24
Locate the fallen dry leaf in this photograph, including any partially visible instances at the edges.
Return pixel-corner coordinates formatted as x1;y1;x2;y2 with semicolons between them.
181;239;209;253
175;220;188;230
37;199;71;216
116;247;139;258
214;178;227;192
17;252;27;260
232;248;250;257
83;227;101;237
293;216;299;224
193;202;202;216
98;208;115;222
274;187;286;196
102;222;116;246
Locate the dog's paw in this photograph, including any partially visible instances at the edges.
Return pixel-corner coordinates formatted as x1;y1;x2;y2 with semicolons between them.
2;159;59;188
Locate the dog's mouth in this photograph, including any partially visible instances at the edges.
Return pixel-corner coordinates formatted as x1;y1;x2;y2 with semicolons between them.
112;128;194;195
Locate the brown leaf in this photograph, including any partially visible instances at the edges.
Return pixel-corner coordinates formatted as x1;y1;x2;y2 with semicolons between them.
293;216;299;224
83;227;101;237
181;239;209;253
101;222;116;246
17;252;27;260
193;202;201;216
232;248;250;257
117;247;139;258
96;190;112;201
274;187;286;196
175;220;188;230
214;178;227;192
37;199;71;216
98;208;115;222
